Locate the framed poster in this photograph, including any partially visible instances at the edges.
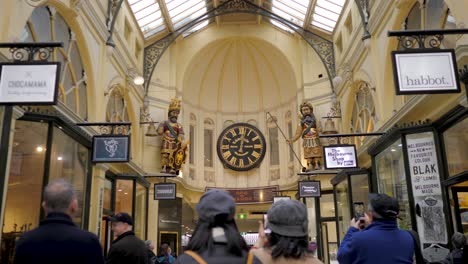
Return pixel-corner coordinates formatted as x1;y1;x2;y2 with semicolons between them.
391;49;460;95
0;62;60;104
92;135;130;163
323;145;358;169
154;183;176;200
298;181;321;198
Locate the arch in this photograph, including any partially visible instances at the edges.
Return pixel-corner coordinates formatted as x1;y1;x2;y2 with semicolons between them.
144;0;334;94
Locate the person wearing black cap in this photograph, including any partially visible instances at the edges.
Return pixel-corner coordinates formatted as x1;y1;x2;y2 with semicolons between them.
14;179;105;264
251;199;323;264
106;212;148;264
337;193;415;264
174;189;262;264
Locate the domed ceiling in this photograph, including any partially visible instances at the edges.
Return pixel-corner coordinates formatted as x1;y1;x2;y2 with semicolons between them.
183;37;297;113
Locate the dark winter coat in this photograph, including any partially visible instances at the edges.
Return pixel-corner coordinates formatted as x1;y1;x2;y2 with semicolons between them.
174;243;262;264
13;212;104;264
337;219;414;264
441;248;464;264
106;231;148;264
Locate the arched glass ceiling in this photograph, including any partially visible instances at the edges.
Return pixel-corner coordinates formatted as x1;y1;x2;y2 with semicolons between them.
127;0;346;39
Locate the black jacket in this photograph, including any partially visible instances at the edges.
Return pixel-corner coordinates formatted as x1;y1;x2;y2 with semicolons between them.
174;244;262;264
14;212;104;264
106;231;148;264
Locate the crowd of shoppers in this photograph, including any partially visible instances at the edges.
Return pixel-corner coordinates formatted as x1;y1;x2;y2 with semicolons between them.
11;179;467;264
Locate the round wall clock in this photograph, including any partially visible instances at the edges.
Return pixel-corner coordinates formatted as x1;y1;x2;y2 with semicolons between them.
216;123;266;171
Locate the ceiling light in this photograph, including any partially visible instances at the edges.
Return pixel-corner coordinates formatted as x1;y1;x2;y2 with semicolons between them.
57;156;63;161
36;146;44;152
133;76;144;85
118;189;122;192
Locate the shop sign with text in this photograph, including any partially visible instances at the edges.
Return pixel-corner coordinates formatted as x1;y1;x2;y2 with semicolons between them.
298;181;321;198
0;62;60;104
323;145;358;169
392;49;460;95
154;183;176;200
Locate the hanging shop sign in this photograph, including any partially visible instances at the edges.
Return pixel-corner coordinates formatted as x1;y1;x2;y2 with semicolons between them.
323;145;358;169
406;132;447;244
154;183;176;200
92;135;130;163
0;62;60;104
392;49;460;95
299;181;321;198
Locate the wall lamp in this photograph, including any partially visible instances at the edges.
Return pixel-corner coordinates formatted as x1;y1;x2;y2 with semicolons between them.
355;0;371;48
128;68;145;86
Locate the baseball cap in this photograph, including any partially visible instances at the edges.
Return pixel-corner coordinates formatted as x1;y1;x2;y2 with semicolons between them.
266;199;308;237
368;193;399;219
107;212;133;225
196;189;236;223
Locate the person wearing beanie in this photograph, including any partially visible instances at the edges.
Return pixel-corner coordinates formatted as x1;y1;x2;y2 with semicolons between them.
174;189;262;264
251;199;323;264
337;193;415;264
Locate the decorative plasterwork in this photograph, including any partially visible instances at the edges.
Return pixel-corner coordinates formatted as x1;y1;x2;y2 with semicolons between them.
144;0;335;95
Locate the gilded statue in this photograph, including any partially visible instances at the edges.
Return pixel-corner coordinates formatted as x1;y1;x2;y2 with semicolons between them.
157;98;189;174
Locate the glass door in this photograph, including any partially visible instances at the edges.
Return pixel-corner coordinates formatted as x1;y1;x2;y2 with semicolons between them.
450;186;468;235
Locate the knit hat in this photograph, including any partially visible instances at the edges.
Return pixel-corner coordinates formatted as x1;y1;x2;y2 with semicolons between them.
266;199;308;237
196;189;236;223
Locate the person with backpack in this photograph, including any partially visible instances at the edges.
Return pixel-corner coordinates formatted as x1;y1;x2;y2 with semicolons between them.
174;189;262;264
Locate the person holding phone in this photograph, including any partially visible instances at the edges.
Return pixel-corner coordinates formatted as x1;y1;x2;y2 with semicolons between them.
337;193;415;264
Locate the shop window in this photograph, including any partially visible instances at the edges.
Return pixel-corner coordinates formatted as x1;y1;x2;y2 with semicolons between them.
21;6;88;119
115;180;134;215
336;180;350;242
443;117;468;177
374;139;411;230
1;121;48;260
48;126;89;227
134;182;147;239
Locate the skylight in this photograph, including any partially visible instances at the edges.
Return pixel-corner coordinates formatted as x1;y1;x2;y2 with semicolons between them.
264;0;309;26
128;0;166;38
311;0;345;32
165;0;210;30
126;0;348;40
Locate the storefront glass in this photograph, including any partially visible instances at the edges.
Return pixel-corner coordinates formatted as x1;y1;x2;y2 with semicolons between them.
336;180;350;242
48;126;89;226
350;174;369;208
443;117;468;177
115;180;134;215
1;121;48;261
134;182;147;239
375;139;411;229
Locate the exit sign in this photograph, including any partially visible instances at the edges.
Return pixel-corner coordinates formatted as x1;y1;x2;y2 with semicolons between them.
237;213;247;220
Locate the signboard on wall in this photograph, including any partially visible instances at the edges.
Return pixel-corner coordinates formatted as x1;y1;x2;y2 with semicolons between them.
154;183;176;200
298;181;321;198
392;49;460;95
92;135;130;163
206;186;278;204
323;145;358;169
0;62;60;104
273;196;291;203
406;132;447;244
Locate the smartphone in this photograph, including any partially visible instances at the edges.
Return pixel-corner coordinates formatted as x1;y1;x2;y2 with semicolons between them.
353;202;365;220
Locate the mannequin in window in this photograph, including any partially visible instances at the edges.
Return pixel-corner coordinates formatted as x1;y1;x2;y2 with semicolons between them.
287;102;322;171
157;98;189;174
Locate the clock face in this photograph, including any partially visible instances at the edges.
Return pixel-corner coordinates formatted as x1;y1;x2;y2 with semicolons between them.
217;123;266;171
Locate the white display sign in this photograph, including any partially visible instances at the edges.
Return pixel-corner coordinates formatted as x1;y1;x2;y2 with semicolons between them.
0;63;60;104
407;132;447;245
407;134;441;196
323;145;358;169
392;49;460;94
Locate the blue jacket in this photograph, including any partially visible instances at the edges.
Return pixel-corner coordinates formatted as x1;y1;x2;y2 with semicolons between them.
14;212;104;264
337;219;414;264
